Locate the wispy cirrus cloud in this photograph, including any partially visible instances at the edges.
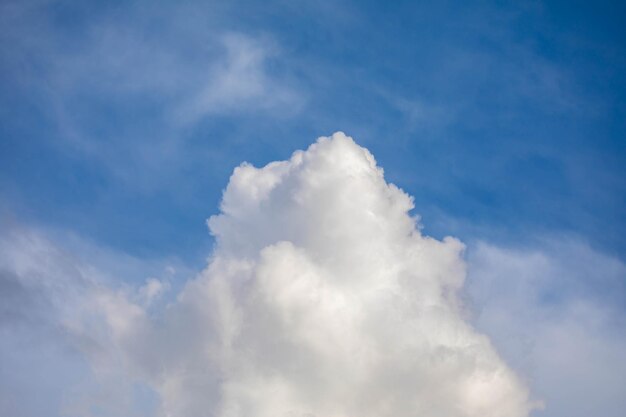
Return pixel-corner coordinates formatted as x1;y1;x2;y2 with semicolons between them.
174;33;303;124
0;0;304;191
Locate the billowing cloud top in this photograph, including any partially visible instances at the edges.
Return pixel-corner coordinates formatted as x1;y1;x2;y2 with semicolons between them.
145;132;533;416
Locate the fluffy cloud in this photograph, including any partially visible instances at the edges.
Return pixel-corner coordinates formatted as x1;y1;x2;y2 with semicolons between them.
1;133;536;416
137;132;533;416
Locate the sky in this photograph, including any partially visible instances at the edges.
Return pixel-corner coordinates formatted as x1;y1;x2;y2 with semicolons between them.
0;1;625;417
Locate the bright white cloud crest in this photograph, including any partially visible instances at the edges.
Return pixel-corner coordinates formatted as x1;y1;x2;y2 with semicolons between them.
1;133;536;416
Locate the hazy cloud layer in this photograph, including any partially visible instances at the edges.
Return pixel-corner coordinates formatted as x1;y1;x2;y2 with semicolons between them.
467;240;626;417
0;226;180;417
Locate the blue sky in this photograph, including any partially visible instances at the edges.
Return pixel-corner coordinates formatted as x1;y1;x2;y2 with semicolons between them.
2;0;624;264
1;1;625;416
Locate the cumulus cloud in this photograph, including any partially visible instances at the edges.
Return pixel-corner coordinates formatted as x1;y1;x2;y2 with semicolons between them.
1;133;536;416
137;132;533;416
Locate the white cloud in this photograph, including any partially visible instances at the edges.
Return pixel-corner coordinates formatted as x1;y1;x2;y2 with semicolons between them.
1;133;538;416
141;132;533;416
